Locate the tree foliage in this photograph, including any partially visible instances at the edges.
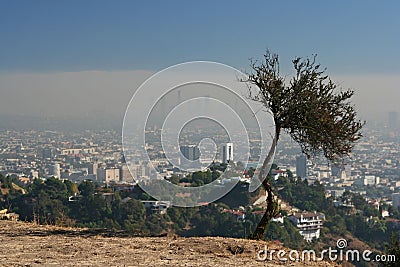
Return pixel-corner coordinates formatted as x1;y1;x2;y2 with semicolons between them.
246;50;364;161
244;50;364;240
383;233;400;267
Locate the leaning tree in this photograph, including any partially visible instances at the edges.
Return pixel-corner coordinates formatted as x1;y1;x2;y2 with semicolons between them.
244;50;364;240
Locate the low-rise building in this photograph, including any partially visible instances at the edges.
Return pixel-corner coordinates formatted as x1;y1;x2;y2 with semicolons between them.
0;209;19;221
141;200;170;214
288;211;324;242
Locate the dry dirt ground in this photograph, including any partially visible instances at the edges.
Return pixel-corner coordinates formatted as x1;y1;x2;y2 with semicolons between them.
0;220;338;267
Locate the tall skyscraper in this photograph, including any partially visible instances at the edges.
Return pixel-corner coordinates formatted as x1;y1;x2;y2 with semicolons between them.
88;162;98;176
296;155;307;178
42;147;53;159
180;145;200;161
388;111;398;130
222;143;233;163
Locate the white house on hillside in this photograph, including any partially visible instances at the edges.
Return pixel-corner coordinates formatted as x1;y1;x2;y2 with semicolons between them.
288;211;324;242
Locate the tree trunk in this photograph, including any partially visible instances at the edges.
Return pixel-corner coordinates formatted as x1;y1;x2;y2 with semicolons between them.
252;126;280;240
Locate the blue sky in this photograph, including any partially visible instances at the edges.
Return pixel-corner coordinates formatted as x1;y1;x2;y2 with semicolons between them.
0;1;399;125
1;1;399;74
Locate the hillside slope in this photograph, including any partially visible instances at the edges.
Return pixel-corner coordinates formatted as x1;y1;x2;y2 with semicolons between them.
0;220;338;266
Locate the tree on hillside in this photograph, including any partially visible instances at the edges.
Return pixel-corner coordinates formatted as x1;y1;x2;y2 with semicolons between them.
383;233;400;267
244;50;364;240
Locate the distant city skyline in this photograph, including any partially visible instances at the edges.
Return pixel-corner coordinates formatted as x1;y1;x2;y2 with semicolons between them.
0;69;398;130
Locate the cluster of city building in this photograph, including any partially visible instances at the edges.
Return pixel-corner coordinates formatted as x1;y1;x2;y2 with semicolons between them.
279;127;400;214
0;129;236;185
0;130;153;184
1;119;400;241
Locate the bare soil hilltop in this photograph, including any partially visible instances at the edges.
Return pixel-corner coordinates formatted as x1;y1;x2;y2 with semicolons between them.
0;220;338;266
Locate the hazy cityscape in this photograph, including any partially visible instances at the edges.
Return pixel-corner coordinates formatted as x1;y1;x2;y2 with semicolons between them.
1;1;400;266
2;114;400;212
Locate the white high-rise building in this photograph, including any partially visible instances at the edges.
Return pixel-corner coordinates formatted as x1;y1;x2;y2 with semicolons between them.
288;211;324;242
363;175;379;186
50;163;60;179
97;168;120;182
222;143;233;163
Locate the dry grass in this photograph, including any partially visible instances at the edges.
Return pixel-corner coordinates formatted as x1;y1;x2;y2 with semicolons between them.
0;220;339;266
